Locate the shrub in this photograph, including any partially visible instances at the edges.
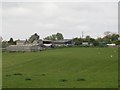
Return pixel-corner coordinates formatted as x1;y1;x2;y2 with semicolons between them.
76;78;86;81
25;78;32;80
60;79;68;82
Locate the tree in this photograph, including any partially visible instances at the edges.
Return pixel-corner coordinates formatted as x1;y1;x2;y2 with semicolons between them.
56;33;64;40
73;37;82;45
44;33;64;41
93;40;99;46
89;38;95;43
8;38;13;43
44;36;51;40
85;35;91;42
0;36;3;42
51;34;57;40
44;35;57;40
8;38;15;45
103;31;120;44
2;41;8;48
96;37;103;42
113;40;120;45
104;31;112;36
111;34;119;41
28;33;40;43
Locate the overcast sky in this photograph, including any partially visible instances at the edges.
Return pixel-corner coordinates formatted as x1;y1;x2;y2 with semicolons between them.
2;1;118;40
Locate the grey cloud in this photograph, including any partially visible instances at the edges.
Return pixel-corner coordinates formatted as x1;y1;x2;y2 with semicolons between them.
2;2;118;40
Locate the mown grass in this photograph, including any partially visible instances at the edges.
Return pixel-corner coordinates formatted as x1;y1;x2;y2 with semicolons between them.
2;47;118;88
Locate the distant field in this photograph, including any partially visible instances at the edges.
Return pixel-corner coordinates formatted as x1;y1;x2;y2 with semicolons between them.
2;47;118;88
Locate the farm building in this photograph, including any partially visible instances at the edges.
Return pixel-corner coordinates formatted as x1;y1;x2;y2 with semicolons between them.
43;40;52;44
6;45;43;52
6;39;74;51
33;39;43;45
82;42;89;46
42;40;53;48
107;44;116;47
53;39;74;47
6;39;44;52
16;40;28;45
82;42;93;46
42;39;74;47
98;42;107;47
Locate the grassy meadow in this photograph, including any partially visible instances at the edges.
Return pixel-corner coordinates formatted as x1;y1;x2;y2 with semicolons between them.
2;47;118;88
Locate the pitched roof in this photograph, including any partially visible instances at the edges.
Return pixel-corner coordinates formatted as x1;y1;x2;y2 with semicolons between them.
53;39;72;43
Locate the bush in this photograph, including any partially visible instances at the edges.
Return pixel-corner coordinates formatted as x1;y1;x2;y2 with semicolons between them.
25;78;32;80
60;79;68;82
76;78;86;81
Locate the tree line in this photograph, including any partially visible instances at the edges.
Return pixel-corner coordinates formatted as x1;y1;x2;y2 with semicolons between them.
73;31;120;46
1;31;120;48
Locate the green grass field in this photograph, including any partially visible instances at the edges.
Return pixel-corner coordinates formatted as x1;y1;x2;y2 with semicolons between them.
2;47;118;88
